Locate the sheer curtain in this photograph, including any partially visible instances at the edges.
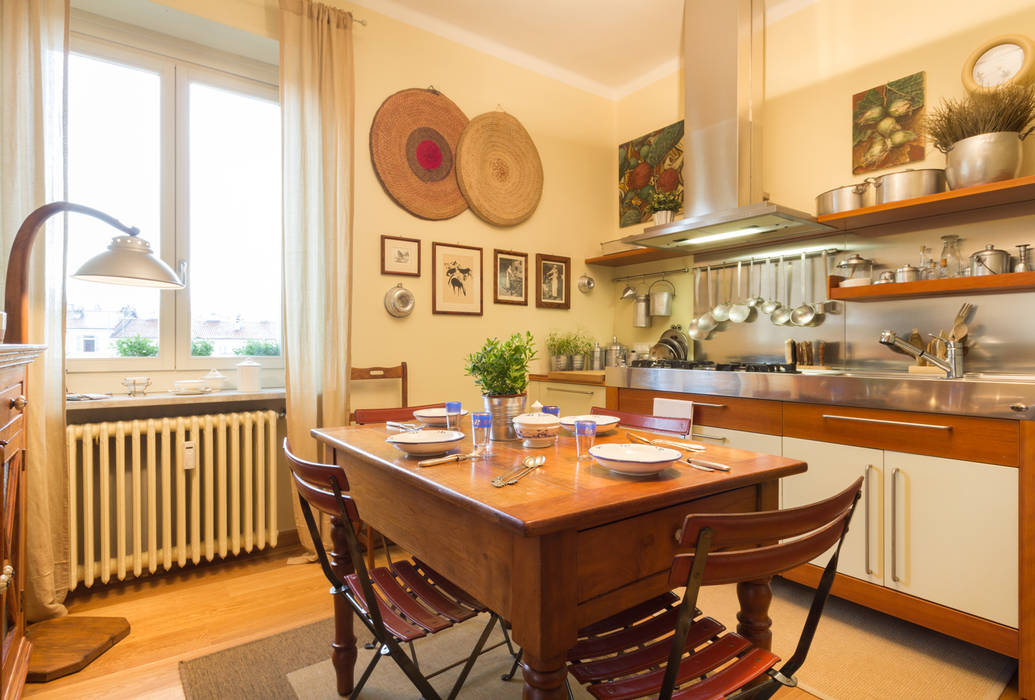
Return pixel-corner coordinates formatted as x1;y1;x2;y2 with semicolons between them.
0;0;71;620
279;0;354;552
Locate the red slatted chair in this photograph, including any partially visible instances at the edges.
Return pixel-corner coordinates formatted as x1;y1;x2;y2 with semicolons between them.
590;407;691;436
285;439;514;700
567;477;863;700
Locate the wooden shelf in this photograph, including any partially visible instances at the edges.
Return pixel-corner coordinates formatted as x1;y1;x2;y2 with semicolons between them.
585;247;688;267
827;272;1035;301
818;174;1035;230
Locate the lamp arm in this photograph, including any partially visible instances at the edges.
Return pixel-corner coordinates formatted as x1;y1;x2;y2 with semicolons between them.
4;201;139;344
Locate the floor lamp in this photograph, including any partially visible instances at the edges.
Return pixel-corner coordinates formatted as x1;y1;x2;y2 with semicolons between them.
4;201;182;682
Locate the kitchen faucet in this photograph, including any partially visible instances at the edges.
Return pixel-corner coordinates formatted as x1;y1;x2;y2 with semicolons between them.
879;330;964;379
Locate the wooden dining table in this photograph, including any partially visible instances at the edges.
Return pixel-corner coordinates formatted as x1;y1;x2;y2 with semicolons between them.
312;423;807;698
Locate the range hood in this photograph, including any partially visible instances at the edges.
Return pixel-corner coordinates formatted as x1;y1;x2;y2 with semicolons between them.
621;0;835;253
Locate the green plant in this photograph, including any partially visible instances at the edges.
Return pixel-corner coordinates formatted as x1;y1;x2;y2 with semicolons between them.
465;331;537;396
926;84;1035;152
570;329;594;357
650;190;681;213
545;330;566;356
191;338;214;356
114;334;158;357
233;339;280;356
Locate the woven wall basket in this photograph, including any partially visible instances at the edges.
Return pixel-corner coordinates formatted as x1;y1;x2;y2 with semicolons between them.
455;111;543;227
370;88;469;220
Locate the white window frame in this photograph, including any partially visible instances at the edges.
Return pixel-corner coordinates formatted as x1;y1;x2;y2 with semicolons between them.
67;14;283;374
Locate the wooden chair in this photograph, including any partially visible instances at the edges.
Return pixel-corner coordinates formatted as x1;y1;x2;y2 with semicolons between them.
566;477;863;700
352;402;444;426
284;439;515;700
349;363;408;422
590;407;691;436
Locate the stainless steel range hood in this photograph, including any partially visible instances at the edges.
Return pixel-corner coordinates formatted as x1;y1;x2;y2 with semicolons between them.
622;0;835;252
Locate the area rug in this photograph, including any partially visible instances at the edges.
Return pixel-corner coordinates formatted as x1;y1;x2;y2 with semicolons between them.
179;579;1015;699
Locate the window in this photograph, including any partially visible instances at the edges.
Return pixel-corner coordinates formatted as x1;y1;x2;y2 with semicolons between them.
66;29;282;374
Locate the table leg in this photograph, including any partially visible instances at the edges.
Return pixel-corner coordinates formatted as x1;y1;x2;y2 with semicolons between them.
521;652;568;699
330;515;357;696
736;577;773;651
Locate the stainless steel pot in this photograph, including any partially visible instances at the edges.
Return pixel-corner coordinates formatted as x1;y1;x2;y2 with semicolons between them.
633;294;651;327
970;244;1011;276
648;279;675;317
946;131;1023;190
815;182;872;216
870;168;946;204
895;264;921;283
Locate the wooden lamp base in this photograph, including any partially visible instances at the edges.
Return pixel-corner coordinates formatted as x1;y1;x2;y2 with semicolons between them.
25;616;131;682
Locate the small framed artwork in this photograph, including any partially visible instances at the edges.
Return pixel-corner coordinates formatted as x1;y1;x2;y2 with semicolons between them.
535;253;570;310
493;249;528;305
432;242;483;315
381;235;421;276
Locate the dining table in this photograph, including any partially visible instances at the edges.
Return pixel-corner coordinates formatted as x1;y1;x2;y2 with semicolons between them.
312;422;807;698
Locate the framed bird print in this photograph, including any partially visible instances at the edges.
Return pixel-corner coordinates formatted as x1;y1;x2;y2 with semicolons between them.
432;242;483;315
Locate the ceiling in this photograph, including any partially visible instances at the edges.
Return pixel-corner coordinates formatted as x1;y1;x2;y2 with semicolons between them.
350;0;816;100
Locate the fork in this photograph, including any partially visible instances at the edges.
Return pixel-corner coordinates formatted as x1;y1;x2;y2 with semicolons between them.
492;456;535;487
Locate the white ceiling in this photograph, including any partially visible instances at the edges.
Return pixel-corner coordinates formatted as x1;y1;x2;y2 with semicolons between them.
350;0;815;100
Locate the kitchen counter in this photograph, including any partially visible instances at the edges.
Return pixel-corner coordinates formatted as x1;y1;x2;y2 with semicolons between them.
605;366;1035;420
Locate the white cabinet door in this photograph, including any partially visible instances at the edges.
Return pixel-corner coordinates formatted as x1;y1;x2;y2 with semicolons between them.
884;451;1018;627
691;425;781;455
535;382;605;416
781;438;884;585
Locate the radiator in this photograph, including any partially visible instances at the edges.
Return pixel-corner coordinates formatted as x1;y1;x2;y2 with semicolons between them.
66;410;279;590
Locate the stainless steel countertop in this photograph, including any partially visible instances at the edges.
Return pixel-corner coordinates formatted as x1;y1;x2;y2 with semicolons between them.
605;367;1035;420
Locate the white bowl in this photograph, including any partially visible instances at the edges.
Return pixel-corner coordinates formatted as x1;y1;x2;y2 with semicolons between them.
513;413;561;448
838;277;872;288
385;429;465;456
412;407;470;427
588;443;681;475
560;414;620;435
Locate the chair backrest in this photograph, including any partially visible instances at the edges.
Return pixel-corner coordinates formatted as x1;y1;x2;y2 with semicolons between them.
282;438;361;527
668;477;863;587
590;407;690;436
352;402;446;425
351;362;408;409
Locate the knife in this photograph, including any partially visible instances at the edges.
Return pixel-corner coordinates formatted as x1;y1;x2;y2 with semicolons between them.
686;456;731;472
626;431;706;452
685;459;717;472
386;421;422;431
417;452;478;467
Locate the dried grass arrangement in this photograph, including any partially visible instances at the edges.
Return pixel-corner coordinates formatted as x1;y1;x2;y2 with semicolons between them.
926;85;1035;152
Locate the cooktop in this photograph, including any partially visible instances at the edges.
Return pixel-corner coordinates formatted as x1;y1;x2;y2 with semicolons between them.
629;360;798;373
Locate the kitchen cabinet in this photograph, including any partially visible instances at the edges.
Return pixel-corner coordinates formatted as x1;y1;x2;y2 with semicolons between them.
692;425;781;455
527;380;605;416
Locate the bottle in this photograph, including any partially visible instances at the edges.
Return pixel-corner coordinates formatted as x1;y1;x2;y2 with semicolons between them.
938;235;963;278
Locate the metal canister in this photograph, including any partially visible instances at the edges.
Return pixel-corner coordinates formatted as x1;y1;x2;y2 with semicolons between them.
895;264;920;283
605;336;625;367
590;343;604;370
970;244;1011;276
633;294;651;327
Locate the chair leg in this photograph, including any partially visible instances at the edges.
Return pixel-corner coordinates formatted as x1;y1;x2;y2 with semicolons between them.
382;638;441;700
408;640;420;670
349;646;384;700
446;613;501;700
365;525;376;571
502;648;523;681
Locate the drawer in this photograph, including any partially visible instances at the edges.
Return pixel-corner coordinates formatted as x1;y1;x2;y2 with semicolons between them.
533;382;605;416
0;380;26;434
0;414;23;462
618;389;782;435
782;402;1018;466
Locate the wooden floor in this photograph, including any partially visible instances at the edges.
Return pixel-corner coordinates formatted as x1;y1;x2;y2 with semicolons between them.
22;544;1018;700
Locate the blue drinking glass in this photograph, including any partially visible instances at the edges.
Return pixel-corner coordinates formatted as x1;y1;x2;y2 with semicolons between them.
445;401;462;430
542;405;560;416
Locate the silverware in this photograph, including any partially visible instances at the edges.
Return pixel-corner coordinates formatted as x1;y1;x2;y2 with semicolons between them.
625;431;706;452
506;455;545;485
686;457;731;472
418;451;478;468
686;459;717;472
492;456;535;487
386;422;422;431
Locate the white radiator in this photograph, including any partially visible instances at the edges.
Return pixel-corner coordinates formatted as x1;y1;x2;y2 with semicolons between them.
66;410;279;590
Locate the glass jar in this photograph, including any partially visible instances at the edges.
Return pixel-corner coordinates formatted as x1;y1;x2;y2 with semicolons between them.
938;234;963;278
920;246;938;280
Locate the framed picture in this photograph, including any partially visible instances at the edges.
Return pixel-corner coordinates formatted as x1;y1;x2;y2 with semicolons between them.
493;249;528;305
432;242;483;315
381;235;421;276
535;253;570;309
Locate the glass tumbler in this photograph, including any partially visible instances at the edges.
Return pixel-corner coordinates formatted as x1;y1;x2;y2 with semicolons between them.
445;401;462;431
574;420;597;461
542;405;560;416
471;412;492;454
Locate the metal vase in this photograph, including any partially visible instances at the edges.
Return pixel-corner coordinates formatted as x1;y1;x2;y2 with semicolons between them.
945;132;1023;190
483;393;526;441
571;354;585;370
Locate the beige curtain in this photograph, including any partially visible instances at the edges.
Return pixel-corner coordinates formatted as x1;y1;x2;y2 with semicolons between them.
279;0;354;553
0;0;71;620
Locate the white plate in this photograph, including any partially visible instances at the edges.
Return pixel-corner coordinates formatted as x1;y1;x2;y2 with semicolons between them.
172;387;212;395
412;407;470;426
386;429;465;456
838;277;872;287
588;443;681;475
559;414;620;434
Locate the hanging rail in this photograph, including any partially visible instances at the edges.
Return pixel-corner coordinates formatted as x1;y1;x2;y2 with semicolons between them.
612;267;689;283
692;248;841;273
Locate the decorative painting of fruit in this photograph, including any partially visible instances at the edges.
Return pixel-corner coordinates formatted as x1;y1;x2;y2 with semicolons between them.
618;120;684;227
852;72;926;174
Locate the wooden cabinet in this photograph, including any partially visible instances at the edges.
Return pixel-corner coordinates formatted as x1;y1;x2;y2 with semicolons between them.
527;380;605;416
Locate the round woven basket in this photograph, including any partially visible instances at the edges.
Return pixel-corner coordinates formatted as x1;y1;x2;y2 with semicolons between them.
455;112;543;227
369;88;469;220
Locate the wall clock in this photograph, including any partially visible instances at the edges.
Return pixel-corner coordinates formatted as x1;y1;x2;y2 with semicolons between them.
962;34;1035;93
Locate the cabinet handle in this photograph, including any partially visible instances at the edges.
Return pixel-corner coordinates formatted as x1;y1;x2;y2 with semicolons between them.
9;395;27;411
891;468;902;583
821;414;951;430
692;402;726;408
544;387;595;396
864;465;874;575
691;432;727;443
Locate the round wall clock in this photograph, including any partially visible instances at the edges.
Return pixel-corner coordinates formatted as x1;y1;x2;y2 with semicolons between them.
962;34;1035;93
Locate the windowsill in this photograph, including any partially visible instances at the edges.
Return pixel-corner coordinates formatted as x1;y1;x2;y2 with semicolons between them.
66;387;285;412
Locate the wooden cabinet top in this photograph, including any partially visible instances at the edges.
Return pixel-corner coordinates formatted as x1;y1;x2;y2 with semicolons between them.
0;345;45;370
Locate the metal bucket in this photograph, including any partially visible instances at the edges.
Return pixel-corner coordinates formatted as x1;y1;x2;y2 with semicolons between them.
648;279;675;317
945;131;1023;190
483;393;527;441
633;294;651;327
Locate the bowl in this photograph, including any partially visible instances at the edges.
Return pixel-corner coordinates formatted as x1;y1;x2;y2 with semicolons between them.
385;429;465;457
588;443;681;475
512;413;561;448
412;407;470;427
559;414;620;435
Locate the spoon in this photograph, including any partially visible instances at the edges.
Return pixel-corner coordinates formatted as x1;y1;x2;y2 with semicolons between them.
747;259;764;308
711;265;731;323
506;455;545;485
791;253;817;326
771;257;793;326
696;266;717;333
687;268;706;341
760;257;780;314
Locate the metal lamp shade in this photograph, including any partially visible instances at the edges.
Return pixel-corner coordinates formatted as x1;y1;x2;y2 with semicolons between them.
73;234;183;288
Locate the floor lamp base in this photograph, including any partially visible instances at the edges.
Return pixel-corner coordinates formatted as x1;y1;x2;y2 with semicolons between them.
25;616;131;682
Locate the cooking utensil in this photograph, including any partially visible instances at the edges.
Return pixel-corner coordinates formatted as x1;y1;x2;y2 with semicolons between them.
747;259;764;308
697;266;718;333
815;181;871;216
895;264;921;283
492;456;537;487
417;451;479;467
790;253;816;326
771;258;793;325
688;269;706;341
633;293;651;327
625;431;706;452
619;284;636;300
660;326;689;360
577;274;596;293
728;261;752;323
648;279;676;317
814;250;833;314
953;302;972;327
711;266;731;322
870;168;946;204
649;340;677;361
384;283;415;317
760;257;780;314
970;244;1011;276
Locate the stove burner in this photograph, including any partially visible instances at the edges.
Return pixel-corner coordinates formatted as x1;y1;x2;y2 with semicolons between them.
629;359;797;373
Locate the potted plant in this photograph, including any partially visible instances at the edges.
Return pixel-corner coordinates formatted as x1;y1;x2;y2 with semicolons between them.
649;191;682;225
570;329;594;371
926;85;1035;189
545;330;568;371
465;331;537;441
